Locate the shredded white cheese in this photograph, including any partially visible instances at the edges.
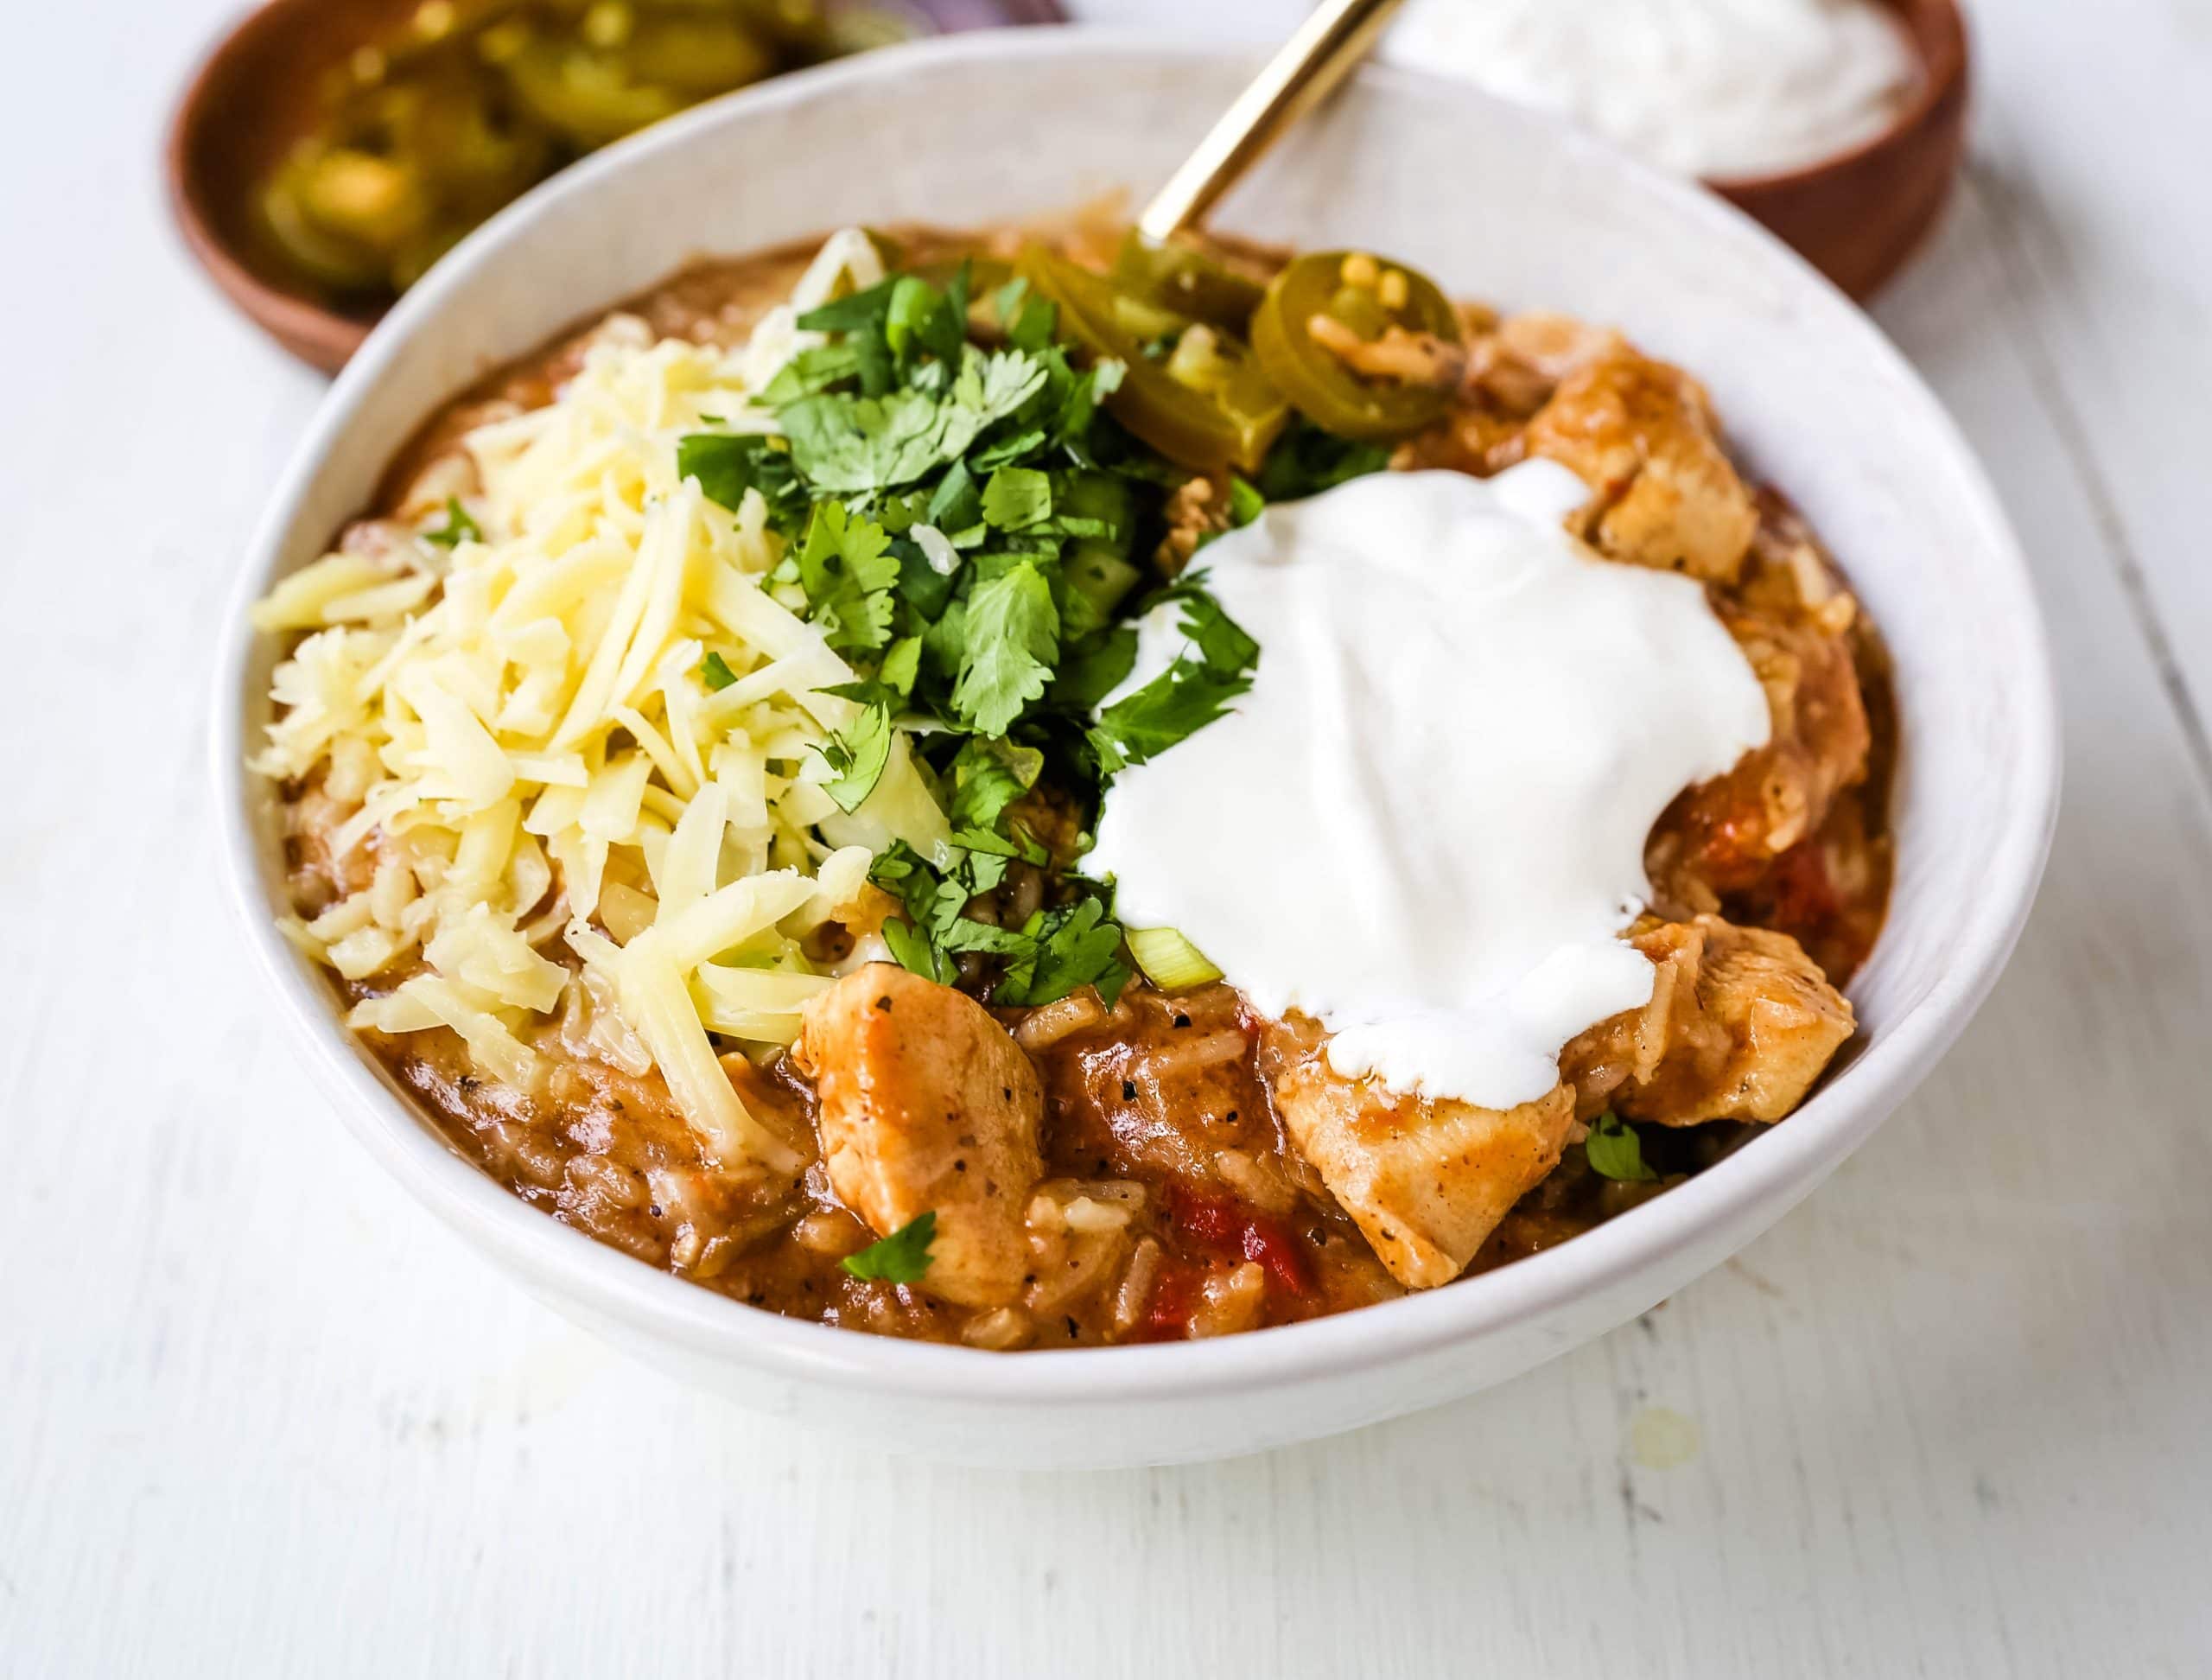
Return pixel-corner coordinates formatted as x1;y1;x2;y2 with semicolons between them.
253;232;946;1176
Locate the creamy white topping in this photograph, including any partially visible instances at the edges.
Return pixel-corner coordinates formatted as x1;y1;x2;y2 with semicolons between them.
1382;0;1922;180
1089;464;1772;1111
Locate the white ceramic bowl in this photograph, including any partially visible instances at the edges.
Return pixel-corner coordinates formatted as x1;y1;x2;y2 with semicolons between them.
213;31;2058;1468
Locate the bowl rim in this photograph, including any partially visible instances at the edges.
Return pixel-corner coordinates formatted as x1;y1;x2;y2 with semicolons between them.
212;28;2059;1407
1702;0;1968;193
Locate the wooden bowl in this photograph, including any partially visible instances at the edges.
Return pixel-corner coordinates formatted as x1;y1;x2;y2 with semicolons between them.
164;0;1069;374
1711;0;1970;300
168;0;428;372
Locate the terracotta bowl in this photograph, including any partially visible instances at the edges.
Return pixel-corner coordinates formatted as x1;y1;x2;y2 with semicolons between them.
1712;0;1970;300
164;0;1067;373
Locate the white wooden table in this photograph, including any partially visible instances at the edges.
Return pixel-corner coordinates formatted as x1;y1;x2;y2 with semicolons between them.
5;2;2209;1672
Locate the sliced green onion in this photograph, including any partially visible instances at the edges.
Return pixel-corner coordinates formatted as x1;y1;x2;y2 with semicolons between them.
1127;926;1224;992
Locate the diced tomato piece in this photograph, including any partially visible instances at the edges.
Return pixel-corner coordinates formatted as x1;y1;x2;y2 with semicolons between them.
1135;1258;1200;1342
1163;1181;1241;1249
1240;1212;1314;1295
1161;1180;1315;1299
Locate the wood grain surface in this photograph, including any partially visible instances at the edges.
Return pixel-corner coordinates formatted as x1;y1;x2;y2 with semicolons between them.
4;1;2208;1672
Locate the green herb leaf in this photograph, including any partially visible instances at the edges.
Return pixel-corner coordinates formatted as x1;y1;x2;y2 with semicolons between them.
878;635;923;697
700;651;739;692
1086;580;1258;774
796;275;899;335
1090;666;1252;775
757;341;864;404
677;432;809;532
1050;627;1139;712
995;898;1130;1009
936;917;1038;958
925;459;983;537
884;272;966;371
778;347;1049;496
1253;418;1391;502
1160;576;1260;671
422;497;483;550
840;1211;938;1282
1585;1112;1658;1182
868;841;941;923
880;918;954;984
947;736;1043;832
817;702;893;813
1054;358;1124;449
1001;282;1058;353
981;467;1053;531
952;561;1061;736
797;501;899;654
816;635;923;710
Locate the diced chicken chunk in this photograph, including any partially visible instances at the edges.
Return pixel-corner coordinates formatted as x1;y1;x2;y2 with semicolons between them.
1255;1017;1577;1290
1519;349;1759;584
1565;915;1854;1126
1654;570;1875;907
792;964;1045;1308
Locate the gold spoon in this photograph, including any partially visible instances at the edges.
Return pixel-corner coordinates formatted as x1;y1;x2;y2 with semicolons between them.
1137;0;1412;245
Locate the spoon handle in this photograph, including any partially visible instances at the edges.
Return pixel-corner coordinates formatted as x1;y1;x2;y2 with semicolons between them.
1137;0;1410;244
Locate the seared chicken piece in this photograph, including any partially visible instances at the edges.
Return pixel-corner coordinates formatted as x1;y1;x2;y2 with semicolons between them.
1565;915;1854;1126
1255;912;1853;1289
1647;505;1876;904
1518;348;1759;585
793;964;1045;1308
1255;1017;1577;1290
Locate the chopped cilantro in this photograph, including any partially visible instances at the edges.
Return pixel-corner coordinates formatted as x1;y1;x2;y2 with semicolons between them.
886;271;966;369
880;918;955;983
1049;627;1138;712
676;253;1308;1024
778;347;1049;495
699;652;738;692
677;431;809;532
422;497;482;550
796;501;899;655
952;562;1060;735
796;275;901;335
841;1211;938;1282
1253;418;1391;502
995;277;1058;353
757;341;864;404
864;838;1124;1007
1586;1112;1658;1182
817;703;893;813
947;736;1042;832
925;459;984;538
936;917;1039;959
1090;665;1251;775
1088;579;1259;776
981;466;1053;531
994;898;1130;1008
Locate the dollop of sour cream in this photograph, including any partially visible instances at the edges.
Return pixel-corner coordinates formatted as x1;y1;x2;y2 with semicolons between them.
1088;464;1772;1112
1382;0;1922;180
